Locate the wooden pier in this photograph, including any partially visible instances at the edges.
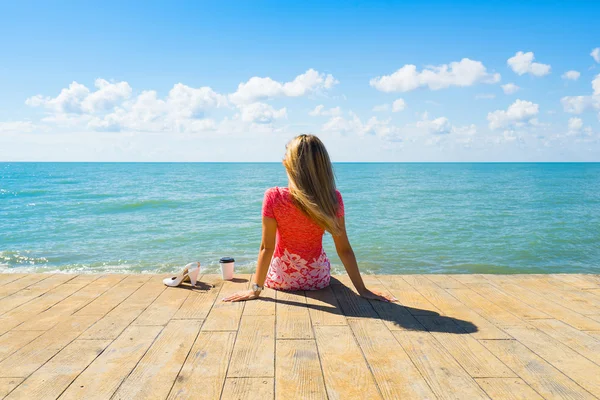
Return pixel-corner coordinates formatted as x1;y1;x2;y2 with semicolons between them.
0;273;599;399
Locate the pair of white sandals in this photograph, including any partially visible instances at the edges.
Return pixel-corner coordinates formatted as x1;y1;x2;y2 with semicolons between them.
163;262;201;287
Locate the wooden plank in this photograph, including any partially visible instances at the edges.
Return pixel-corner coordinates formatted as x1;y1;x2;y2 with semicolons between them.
551;274;600;290
314;325;381;399
0;331;45;362
512;276;600;315
242;286;276;317
364;282;423;331
427;274;467;289
0;274;77;314
221;378;274;400
450;274;491;284
330;274;380;287
275;340;327;400
416;316;515;378
475;378;544;400
0;275;124;335
11;280;116;332
58;325;163;400
79;280;165;339
9;275;130;331
60;274;101;286
112;320;202;400
446;287;525;327
0;378;23;398
481;339;595;399
173;274;225;319
305;286;347;326
465;283;550;319
490;282;600;331
0;274;56;299
227;316;275;378
392;331;489;399
348;318;436;399
503;326;600;396
377;276;441;316
202;275;250;331
529;319;600;365
167;331;236;400
74;275;150;316
132;286;190;326
331;283;378;319
587;331;600;340
276;290;313;339
0;315;100;378
4;339;110;400
399;277;510;339
0;274;27;286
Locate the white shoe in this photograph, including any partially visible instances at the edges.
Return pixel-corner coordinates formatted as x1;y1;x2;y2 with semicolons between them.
163;262;201;287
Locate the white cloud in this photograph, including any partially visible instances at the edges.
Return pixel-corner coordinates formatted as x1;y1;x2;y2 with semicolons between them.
23;79;242;133
0;121;38;133
413;113;475;138
392;99;406;112
369;58;500;92
501;83;520;94
229;69;338;104
475;93;495;99
239;102;287;124
507;52;551;77
372;104;389;112
25;79;132;114
593;74;600;95
167;83;228;118
562;71;581;81
416;116;452;134
560;75;600;114
568;117;583;133
309;104;342;117
26;81;91;113
561;95;600;114
487;99;540;130
322;112;397;138
592;48;600;63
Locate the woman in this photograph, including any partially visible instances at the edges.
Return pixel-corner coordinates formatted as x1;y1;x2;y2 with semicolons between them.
223;134;396;303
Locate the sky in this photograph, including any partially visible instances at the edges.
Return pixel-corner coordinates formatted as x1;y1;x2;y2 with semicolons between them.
0;0;599;162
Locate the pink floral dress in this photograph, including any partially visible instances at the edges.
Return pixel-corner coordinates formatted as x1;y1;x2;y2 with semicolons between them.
262;187;344;291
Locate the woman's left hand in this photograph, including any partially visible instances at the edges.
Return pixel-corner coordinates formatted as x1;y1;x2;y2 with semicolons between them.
222;289;260;302
359;288;398;303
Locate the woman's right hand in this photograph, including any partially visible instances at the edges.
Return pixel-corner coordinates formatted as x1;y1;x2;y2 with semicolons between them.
358;288;398;303
222;289;260;302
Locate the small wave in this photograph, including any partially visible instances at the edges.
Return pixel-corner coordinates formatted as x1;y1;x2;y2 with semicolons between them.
0;250;49;266
1;189;49;197
100;199;183;213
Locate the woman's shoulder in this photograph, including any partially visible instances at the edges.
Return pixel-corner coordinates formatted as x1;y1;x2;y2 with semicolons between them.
264;186;291;202
334;188;343;200
265;186;289;195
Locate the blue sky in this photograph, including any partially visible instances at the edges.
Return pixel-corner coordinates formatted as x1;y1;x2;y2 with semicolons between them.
1;0;599;161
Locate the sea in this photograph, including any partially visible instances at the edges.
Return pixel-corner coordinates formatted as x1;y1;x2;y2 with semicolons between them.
1;162;599;275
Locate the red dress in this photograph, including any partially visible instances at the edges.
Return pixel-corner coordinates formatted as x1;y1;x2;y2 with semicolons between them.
261;187;344;291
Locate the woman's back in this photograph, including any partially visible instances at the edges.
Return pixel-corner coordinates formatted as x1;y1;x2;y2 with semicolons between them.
222;134;395;304
262;186;344;290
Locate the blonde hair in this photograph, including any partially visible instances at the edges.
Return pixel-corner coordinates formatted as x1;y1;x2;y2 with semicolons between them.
283;134;342;235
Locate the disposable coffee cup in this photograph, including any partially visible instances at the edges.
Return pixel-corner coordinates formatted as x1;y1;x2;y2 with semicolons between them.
219;257;235;280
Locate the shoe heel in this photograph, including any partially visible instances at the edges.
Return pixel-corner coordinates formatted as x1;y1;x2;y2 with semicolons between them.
189;262;201;286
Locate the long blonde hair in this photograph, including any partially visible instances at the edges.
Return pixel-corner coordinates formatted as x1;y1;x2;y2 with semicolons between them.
283;134;342;235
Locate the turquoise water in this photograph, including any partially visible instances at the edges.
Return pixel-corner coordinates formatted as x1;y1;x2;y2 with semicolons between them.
1;163;599;275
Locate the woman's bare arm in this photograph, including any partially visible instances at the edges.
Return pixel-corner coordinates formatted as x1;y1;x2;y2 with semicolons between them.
222;216;276;302
254;216;277;288
332;216;396;302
